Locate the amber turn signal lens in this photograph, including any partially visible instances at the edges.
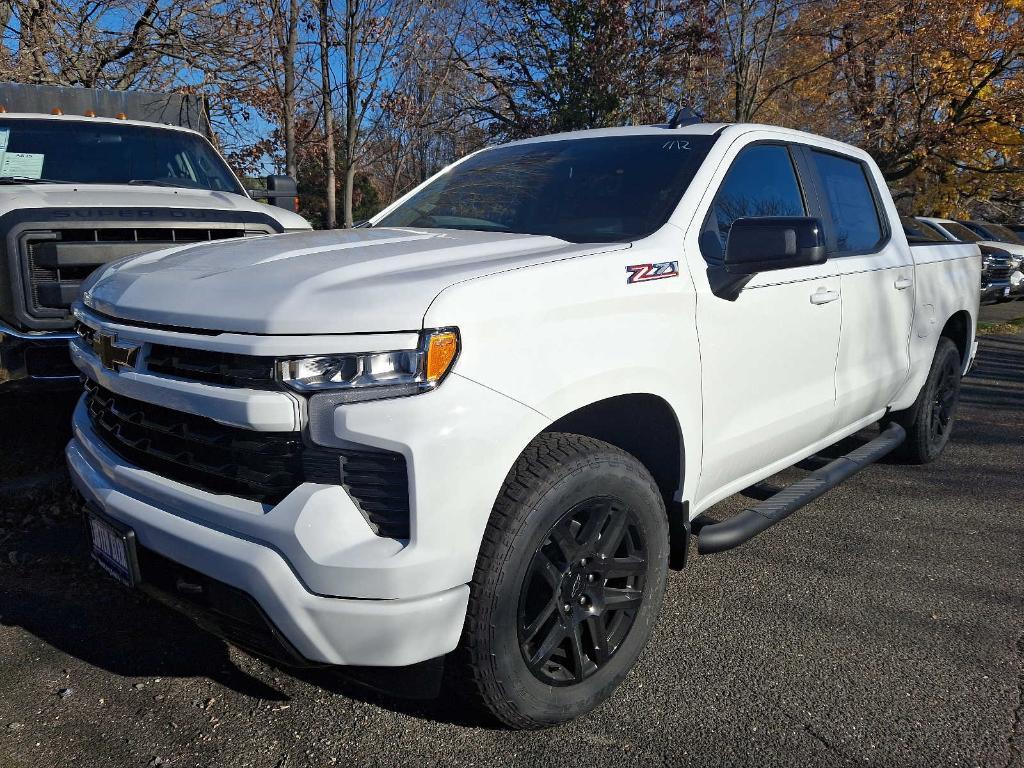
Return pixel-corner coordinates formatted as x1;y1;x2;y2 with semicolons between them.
425;331;458;381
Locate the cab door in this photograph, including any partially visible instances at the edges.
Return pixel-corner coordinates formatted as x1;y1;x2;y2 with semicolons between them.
688;142;843;504
799;148;915;431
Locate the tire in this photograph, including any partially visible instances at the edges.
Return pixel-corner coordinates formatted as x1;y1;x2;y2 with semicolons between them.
452;433;669;729
885;337;962;464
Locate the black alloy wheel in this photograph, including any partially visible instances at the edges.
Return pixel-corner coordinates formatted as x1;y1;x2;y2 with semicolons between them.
517;497;648;685
928;351;960;449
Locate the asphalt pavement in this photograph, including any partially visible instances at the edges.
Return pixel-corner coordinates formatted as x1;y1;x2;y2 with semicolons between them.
0;310;1021;768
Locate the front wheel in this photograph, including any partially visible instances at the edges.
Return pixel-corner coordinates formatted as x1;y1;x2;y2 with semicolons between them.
452;433;669;729
885;337;963;464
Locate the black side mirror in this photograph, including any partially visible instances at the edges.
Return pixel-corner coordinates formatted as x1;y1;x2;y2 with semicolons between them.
247;175;299;212
725;217;827;273
709;216;827;300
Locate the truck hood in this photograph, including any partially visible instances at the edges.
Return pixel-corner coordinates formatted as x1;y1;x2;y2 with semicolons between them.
83;228;627;334
978;240;1024;258
0;183;310;231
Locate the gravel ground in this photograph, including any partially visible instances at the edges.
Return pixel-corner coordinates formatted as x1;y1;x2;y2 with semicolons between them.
0;317;1021;768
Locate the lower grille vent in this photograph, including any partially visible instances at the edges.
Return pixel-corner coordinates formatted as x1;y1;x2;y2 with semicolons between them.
85;380;410;538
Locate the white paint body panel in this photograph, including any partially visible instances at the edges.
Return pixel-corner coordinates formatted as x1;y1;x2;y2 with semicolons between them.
68;123;979;666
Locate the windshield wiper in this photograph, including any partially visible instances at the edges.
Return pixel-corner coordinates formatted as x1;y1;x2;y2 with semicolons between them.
128;179;202;190
0;176;80;185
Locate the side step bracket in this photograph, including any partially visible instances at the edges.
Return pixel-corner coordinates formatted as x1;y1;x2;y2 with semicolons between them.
696;423;906;555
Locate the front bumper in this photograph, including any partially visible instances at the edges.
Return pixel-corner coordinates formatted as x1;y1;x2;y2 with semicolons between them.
981;279;1021;302
0;321;78;390
67;405;470;667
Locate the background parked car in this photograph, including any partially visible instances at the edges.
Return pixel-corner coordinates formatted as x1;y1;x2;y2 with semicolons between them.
915;217;1022;303
957;220;1024;248
956;221;1024;300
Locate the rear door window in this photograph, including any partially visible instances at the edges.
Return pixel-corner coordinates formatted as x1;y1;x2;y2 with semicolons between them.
810;151;884;254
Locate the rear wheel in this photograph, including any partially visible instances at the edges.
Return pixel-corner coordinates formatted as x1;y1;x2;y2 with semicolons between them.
452;433;669;729
886;337;962;464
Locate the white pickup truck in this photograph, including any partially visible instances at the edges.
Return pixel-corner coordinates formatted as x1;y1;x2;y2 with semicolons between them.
66;122;980;728
0;85;310;391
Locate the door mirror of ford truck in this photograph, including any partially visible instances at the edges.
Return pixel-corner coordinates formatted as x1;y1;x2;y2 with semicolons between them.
710;216;827;301
247;174;299;213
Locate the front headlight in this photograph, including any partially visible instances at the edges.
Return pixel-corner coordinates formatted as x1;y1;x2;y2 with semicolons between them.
278;328;459;402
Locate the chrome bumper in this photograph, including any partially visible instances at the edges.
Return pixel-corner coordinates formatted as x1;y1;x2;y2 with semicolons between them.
0;320;79;390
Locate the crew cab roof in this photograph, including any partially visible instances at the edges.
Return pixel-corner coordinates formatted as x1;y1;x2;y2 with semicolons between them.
501;123;875;161
503;123;731;147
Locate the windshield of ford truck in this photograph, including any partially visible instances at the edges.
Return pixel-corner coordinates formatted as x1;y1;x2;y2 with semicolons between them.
0;118;244;193
377;135;717;243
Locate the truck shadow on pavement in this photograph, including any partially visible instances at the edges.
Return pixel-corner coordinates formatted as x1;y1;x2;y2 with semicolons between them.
0;522;290;702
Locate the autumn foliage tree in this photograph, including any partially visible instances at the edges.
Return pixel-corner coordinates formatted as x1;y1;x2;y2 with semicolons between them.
766;0;1024;216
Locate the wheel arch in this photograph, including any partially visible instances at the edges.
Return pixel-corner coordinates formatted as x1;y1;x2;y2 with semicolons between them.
538;393;690;569
939;309;973;371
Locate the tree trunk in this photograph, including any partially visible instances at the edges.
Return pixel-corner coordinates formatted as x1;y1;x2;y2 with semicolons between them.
319;0;337;229
282;0;300;178
342;0;358;227
344;166;356;228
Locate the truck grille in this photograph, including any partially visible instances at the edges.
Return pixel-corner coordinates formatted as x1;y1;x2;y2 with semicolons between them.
23;226;262;317
84;380;410;537
987;263;1012;281
146;344;278;390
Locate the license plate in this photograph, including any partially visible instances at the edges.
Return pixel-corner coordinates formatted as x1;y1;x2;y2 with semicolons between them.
87;511;140;588
1004;287;1012;297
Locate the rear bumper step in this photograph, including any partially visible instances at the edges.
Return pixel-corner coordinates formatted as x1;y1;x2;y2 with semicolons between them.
697;423;906;554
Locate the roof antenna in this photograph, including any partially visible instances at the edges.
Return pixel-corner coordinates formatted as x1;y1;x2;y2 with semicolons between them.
669;106;702;129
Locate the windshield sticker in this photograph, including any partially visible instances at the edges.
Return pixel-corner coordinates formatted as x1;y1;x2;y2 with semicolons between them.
0;129;8;153
626;261;679;283
0;152;44;179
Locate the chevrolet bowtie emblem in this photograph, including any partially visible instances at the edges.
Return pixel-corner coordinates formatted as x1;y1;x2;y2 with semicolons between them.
92;332;139;371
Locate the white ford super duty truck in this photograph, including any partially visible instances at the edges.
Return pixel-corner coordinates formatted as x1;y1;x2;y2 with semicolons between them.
66;122;980;728
0;84;310;391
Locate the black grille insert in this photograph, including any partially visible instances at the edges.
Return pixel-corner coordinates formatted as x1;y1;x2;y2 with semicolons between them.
146;344;279;390
85;380;410;537
988;264;1012;281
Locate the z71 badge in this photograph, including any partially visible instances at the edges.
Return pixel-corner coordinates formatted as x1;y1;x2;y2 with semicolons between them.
626;261;679;284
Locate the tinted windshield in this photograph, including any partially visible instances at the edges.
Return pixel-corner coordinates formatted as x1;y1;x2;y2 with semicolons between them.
939;221;982;242
377;135;717;243
0;118;243;193
979;223;1023;244
902;216;945;242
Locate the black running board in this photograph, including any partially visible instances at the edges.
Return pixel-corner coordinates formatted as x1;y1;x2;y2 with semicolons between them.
696;423;906;554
